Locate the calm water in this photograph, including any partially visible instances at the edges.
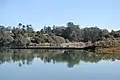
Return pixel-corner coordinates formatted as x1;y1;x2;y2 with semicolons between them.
0;49;120;80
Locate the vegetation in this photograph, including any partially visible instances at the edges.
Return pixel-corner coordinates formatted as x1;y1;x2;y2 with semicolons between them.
0;22;120;48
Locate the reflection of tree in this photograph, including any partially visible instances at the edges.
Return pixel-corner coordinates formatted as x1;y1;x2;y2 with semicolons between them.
12;52;34;67
0;49;120;67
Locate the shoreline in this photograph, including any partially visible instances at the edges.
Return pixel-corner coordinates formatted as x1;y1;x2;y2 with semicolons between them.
10;45;96;50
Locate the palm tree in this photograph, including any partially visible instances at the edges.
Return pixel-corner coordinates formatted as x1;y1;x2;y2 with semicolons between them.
18;23;22;29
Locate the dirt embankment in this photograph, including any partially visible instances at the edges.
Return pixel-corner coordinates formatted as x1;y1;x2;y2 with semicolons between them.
95;47;120;54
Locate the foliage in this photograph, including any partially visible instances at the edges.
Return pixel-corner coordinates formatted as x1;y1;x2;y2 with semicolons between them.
0;22;120;48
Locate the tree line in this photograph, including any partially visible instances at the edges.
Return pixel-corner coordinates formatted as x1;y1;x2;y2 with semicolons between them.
0;22;120;48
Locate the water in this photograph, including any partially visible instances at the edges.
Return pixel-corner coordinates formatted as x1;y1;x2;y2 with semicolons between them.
0;49;120;80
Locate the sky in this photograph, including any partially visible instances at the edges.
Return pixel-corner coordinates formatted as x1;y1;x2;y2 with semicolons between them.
0;0;120;31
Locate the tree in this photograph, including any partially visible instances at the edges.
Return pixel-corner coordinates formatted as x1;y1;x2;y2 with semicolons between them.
62;22;81;41
12;34;29;47
18;23;22;28
0;32;14;47
26;25;35;37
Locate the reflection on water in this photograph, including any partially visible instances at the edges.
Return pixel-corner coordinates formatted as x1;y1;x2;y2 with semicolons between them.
0;49;120;80
0;49;120;68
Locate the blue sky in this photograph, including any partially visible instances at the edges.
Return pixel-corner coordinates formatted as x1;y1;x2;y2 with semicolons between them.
0;0;120;31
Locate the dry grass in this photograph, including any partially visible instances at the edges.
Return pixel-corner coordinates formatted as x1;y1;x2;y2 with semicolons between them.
95;47;120;54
